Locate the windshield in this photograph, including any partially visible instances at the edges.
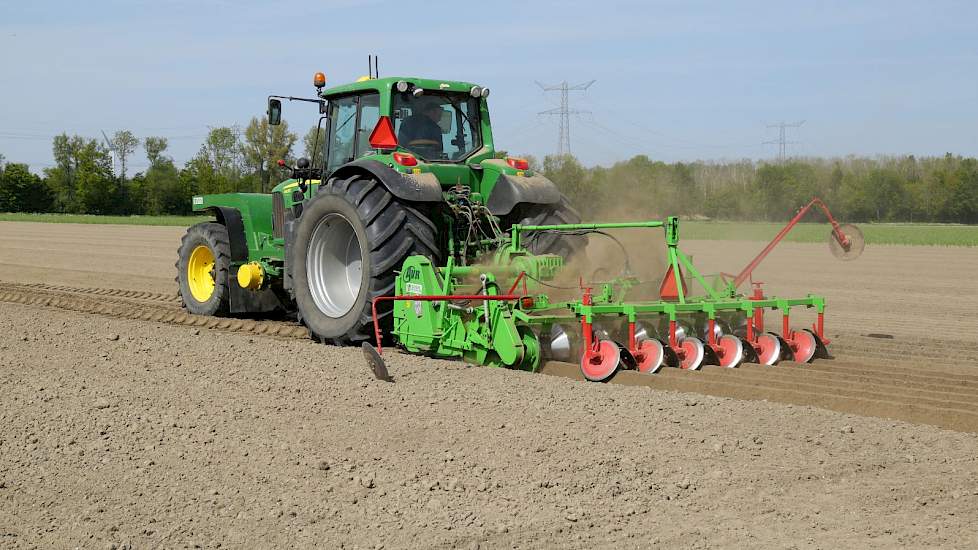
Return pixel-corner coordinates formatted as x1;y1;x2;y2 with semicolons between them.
393;92;481;161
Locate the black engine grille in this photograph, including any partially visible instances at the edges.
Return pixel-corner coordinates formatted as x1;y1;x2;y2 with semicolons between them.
272;192;285;239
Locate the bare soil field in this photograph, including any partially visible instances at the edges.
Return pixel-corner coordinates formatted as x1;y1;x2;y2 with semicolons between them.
2;220;978;548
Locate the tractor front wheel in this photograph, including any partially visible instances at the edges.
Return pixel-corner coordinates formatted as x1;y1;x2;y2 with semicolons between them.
176;222;231;316
291;175;439;345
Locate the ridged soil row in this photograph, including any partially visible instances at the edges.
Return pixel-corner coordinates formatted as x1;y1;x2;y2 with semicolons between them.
538;361;978;433
0;286;309;340
7;282;978;432
1;282;181;306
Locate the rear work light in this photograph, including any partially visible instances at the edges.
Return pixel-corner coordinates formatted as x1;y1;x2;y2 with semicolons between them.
392;152;418;167
506;157;529;171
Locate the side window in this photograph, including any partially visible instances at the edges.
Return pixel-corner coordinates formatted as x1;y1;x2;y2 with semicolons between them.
355;94;380;158
326;96;358;173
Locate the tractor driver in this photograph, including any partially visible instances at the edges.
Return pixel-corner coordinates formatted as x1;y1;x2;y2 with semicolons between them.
398;97;445;157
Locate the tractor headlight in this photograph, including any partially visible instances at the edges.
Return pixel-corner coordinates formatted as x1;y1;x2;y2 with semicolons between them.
481;87;490;98
412;88;425;97
396;80;410;93
470;86;483;98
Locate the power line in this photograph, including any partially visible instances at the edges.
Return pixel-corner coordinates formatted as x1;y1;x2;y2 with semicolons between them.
764;120;805;164
535;80;595;156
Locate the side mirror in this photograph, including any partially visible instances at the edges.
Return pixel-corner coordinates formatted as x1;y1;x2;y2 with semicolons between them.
268;99;282;126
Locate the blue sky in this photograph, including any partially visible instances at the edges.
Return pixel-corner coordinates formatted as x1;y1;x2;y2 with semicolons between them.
1;0;976;173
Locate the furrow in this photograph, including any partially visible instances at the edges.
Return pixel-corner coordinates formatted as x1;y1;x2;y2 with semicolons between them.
0;287;308;341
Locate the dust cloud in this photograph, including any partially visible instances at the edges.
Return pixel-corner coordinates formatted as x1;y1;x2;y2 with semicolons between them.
555;202;671;301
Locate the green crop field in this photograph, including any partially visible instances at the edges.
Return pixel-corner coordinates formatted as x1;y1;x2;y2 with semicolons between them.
680;221;978;246
2;212;976;246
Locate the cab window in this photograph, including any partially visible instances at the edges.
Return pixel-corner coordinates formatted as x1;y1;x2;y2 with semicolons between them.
355;94;380;158
326;96;358;173
325;92;380;174
392;92;481;161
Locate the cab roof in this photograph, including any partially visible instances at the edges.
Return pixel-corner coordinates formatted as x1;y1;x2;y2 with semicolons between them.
319;76;481;98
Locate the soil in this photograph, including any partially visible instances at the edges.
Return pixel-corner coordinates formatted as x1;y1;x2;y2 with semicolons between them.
2;220;978;549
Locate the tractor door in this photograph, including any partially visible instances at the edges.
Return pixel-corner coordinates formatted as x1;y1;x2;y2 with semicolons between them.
324;93;380;176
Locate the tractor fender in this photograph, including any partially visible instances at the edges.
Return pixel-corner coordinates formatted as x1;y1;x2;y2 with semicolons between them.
329;159;443;203
482;161;561;216
206;206;248;262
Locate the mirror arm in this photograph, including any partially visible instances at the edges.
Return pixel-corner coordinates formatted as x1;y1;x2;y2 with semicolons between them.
269;95;326;108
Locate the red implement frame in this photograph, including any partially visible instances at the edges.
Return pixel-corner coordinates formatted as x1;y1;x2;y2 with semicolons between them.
732;197;851;290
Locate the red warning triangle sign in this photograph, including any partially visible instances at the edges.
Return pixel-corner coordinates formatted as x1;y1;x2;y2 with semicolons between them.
369;116;398;150
658;264;688;301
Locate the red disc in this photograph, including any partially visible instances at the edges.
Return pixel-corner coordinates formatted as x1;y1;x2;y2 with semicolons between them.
680;337;705;370
580;340;621;382
756;333;781;365
636;339;665;374
789;329;817;363
717;334;744;368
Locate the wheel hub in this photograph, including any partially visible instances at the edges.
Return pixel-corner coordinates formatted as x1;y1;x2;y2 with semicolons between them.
306;214;363;317
187;244;216;303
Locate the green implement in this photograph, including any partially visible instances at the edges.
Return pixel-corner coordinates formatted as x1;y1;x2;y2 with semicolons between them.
376;215;842;383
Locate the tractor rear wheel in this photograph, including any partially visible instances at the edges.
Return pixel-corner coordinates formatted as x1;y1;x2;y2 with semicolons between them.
291;175;439;345
176;222;231;316
507;196;587;259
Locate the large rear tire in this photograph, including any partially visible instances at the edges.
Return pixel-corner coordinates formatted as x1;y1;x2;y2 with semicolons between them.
176;222;231;316
291;175;439;344
506;196;587;259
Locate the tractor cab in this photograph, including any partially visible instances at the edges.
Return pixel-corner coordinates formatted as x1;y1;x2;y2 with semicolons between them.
266;73;551;241
269;75;498;183
323;80;485;169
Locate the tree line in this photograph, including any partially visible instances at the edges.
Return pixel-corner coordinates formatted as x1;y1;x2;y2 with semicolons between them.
539;153;978;224
2;123;977;223
0;115;312;216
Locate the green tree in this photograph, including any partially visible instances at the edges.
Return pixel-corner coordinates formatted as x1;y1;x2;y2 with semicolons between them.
43;134;117;213
243;116;297;192
0;163;53;212
111;130;139;180
543;154;590;212
144;162;185;214
74;140;118;214
204;126;244;176
187;126;246;195
129;136;189;214
948;157;978;223
144;136;169;166
302;125;327;167
45;134;84;212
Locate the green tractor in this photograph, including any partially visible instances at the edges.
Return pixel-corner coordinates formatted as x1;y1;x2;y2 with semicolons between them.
176;72;585;344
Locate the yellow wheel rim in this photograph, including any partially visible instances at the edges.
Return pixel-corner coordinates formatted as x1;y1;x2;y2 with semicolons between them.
187;245;216;302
